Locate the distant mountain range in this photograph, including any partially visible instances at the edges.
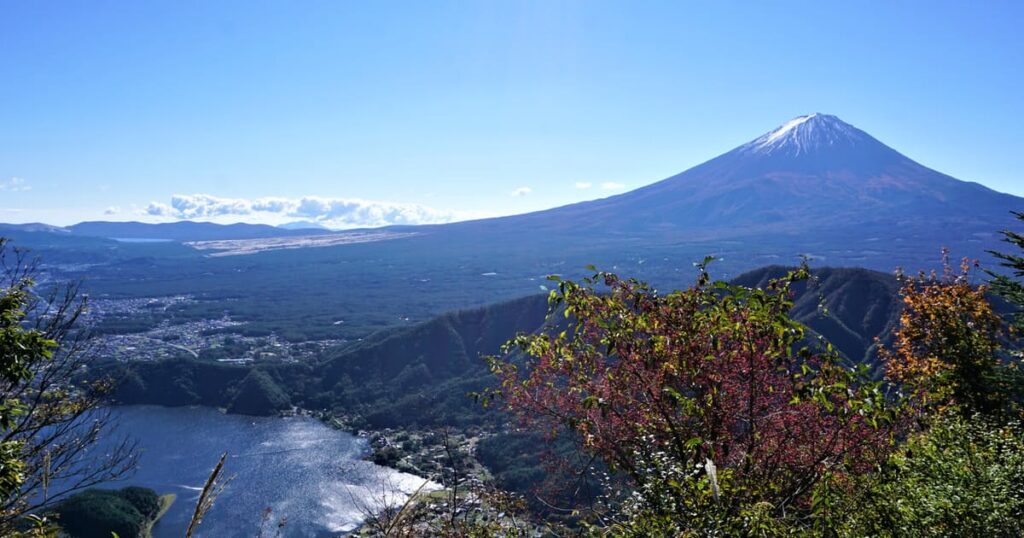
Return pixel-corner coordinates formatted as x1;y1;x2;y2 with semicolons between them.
0;220;339;242
277;221;332;231
68;221;336;241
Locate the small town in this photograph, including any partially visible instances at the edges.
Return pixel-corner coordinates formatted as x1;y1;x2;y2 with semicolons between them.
86;295;347;364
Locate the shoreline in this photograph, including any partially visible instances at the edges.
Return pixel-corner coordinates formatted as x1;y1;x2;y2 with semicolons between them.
107;402;457;482
143;494;176;538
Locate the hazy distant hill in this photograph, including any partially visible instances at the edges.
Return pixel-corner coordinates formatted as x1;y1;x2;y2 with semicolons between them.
68;220;335;241
278;220;332;231
0;222;68;234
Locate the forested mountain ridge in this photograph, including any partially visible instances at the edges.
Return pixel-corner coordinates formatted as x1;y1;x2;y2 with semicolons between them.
733;265;902;366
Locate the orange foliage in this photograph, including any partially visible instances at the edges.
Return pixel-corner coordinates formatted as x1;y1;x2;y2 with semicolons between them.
882;252;1006;415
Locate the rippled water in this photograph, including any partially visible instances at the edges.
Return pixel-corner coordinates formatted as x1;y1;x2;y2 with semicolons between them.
90;406;428;538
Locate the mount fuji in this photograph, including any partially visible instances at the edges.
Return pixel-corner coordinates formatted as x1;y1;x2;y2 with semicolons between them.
399;113;1021;274
457;113;1018;236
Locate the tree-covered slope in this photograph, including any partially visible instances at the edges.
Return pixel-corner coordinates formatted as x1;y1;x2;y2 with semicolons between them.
48;486;168;538
732;266;901;366
106;294;551;424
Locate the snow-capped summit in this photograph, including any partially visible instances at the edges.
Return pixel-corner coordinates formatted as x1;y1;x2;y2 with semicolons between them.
740;113;872;157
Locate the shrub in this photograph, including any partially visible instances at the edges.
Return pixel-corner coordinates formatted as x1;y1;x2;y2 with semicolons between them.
839;413;1024;537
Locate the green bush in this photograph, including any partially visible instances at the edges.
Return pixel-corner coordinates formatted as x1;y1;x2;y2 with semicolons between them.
838;414;1024;537
50;487;163;538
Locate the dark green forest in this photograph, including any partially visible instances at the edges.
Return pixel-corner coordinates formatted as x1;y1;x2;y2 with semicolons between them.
47;487;166;538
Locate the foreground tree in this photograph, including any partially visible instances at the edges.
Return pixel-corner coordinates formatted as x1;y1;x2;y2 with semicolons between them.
882;251;1022;419
989;211;1024;334
0;238;135;534
488;261;900;535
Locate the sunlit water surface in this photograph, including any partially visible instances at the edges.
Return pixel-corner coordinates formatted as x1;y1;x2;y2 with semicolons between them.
88;406;428;538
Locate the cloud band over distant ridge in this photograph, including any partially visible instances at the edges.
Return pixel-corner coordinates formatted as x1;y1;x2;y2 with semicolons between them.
145;194;472;228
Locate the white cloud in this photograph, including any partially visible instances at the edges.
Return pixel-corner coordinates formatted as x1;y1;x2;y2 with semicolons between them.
0;177;31;192
144;194;473;229
104;206;120;215
511;187;532;197
600;181;626;190
574;182;593;190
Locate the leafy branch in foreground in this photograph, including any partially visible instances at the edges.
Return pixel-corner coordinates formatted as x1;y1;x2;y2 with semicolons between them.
837;413;1024;537
988;211;1024;333
487;260;901;535
883;250;1022;419
0;238;136;535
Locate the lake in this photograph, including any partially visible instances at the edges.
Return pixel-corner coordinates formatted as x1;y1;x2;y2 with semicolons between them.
90;406;430;538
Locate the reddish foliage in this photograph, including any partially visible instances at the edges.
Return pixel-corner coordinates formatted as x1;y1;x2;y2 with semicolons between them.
490;265;899;517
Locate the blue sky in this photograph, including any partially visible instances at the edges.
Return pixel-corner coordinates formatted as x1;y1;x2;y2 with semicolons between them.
1;1;1021;227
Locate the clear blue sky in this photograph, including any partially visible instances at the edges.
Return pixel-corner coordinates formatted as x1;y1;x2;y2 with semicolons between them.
1;1;1021;227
